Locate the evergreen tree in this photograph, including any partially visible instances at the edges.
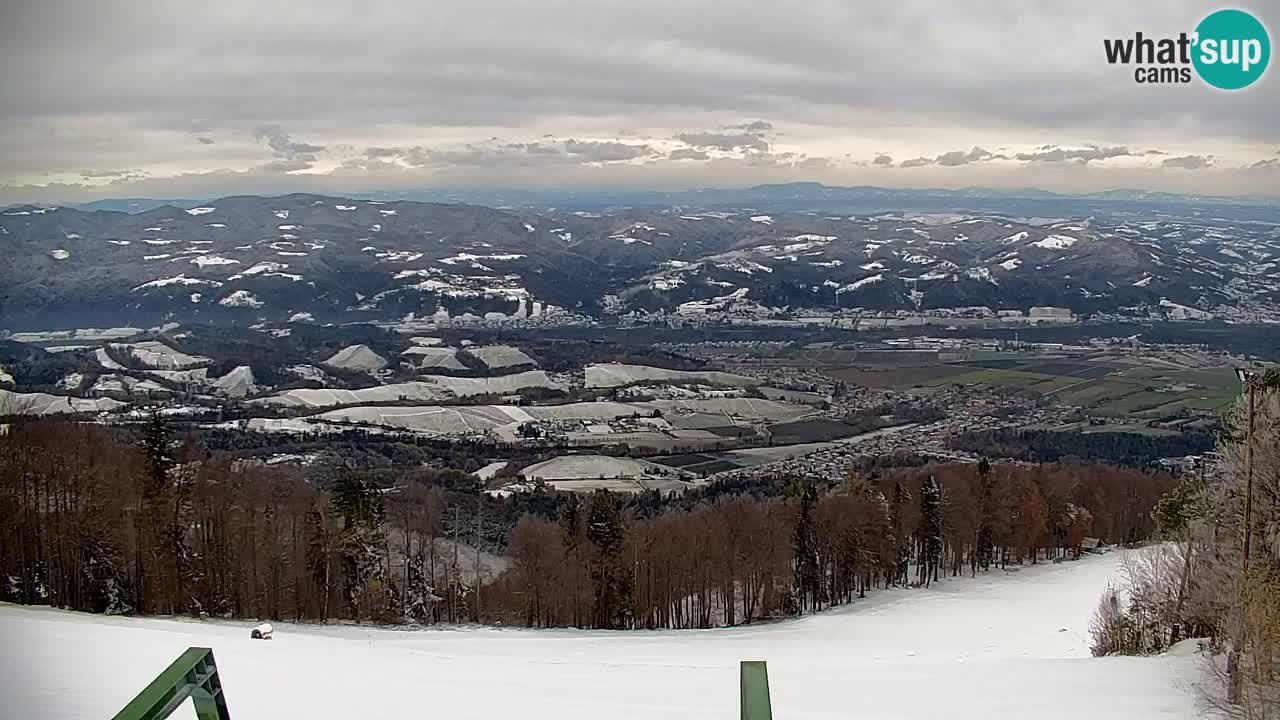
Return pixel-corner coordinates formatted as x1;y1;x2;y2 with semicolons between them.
918;475;943;588
585;489;631;629
331;469;387;621
305;506;333;621
976;458;995;572
402;552;440;624
558;493;585;626
789;481;820;614
138;412;192;614
890;482;910;586
141;413;176;496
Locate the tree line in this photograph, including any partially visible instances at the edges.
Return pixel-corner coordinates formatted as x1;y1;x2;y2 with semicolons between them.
949;427;1215;467
0;417;1172;630
492;460;1169;628
1090;369;1280;717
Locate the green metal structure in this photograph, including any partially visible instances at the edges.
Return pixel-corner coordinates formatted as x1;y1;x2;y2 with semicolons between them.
740;660;773;720
112;647;230;720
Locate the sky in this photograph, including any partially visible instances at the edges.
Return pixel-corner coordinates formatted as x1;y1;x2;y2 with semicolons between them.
1;0;1277;204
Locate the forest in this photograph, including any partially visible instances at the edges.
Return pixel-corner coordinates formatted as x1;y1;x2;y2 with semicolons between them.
0;415;1175;631
949;427;1216;467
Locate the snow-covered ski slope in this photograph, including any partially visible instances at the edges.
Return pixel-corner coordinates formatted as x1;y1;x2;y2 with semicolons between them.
0;551;1203;719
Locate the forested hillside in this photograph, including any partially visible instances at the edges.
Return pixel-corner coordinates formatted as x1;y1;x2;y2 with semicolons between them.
1;416;1172;629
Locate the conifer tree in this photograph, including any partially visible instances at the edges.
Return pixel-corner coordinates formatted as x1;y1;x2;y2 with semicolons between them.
585;489;630;629
331;469;387;621
976;458;995;572
918;475;943;588
890;482;910;586
559;493;585;626
790;481;820;613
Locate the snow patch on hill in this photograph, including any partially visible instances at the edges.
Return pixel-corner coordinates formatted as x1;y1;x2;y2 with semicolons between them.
191;255;239;267
1033;235;1080;250
323;344;388;373
133;275;223;291
218;290;264;308
212;366;258;398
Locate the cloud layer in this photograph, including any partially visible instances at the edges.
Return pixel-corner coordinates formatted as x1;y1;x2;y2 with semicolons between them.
1;0;1276;202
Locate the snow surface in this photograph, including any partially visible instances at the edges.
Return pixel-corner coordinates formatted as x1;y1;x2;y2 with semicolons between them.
114;341;210;370
0;552;1202;719
1033;234;1080;250
218;290;264;309
522;454;678;483
254;371;564;409
0;389;125;415
585;363;760;389
191;255;240;267
185;207;216;215
323;344;388;372
467;344;537;369
212;366;258;398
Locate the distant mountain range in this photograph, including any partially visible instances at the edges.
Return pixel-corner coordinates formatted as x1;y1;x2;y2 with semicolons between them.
2;191;1277;330
30;182;1279;216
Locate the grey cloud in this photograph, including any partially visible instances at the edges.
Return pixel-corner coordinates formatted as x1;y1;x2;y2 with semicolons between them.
669;148;710;161
364;146;404;159
254;124;325;157
257;158;316;173
731;151;832;170
195;137;215;145
872;154;894;166
1013;145;1134;163
675;132;770;152
80;168;143;178
1144;149;1166;155
894;146;1002;168
1162;155;1213;170
563;139;655;162
936;146;996;167
0;1;1272;199
727;120;773;133
368;138;654;168
1248;158;1278;169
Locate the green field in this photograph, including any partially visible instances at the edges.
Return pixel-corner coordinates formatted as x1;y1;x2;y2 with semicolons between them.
826;358;1242;419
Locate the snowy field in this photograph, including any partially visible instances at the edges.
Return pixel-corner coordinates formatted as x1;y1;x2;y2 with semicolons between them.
585;363;760;389
0;552;1204;719
253;371;566;409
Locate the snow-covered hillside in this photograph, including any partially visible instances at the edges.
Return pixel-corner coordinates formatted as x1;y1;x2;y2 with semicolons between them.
0;552;1203;719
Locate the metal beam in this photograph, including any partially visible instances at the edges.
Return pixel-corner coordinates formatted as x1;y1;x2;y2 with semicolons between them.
113;647;231;720
740;660;772;720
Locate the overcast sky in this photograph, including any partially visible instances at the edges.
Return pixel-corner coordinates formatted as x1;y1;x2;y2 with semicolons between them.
1;0;1277;203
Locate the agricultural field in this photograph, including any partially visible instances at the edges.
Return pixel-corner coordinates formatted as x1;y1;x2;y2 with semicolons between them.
585;363;760;389
826;355;1242;419
251;371;566;409
467;344;537;369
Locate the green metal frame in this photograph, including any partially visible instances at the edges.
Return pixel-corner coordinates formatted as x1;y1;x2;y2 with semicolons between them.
112;647;230;720
740;661;772;720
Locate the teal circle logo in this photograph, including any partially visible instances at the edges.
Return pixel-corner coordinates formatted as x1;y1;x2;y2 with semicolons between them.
1193;9;1270;90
